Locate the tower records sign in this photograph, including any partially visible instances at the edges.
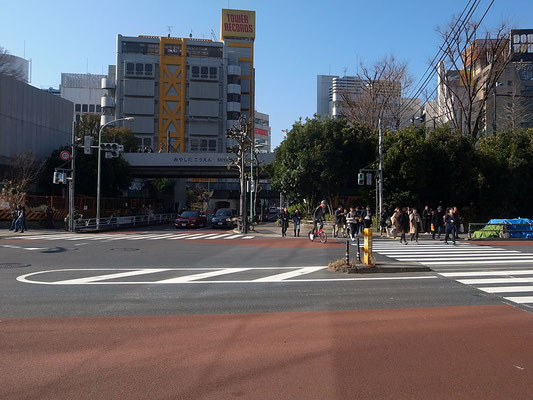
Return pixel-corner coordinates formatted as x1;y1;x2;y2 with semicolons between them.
221;9;255;39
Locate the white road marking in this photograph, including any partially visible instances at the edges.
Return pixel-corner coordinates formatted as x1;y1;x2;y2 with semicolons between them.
185;233;220;240
242;236;254;239
457;277;533;285
478;286;533;293
205;233;233;239
397;256;533;262
16;268;438;285
440;270;533;277
224;234;243;239
426;259;533;265
253;267;325;282
503;296;533;304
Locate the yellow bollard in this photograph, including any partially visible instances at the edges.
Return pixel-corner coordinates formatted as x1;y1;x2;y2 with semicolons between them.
362;228;375;266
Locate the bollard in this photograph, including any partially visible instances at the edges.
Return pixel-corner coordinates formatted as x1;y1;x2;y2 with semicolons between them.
356;237;361;262
345;240;350;266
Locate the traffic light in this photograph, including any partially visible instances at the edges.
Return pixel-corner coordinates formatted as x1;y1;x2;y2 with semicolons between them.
357;173;365;185
366;173;373;185
53;171;65;184
100;143;122;158
83;136;93;155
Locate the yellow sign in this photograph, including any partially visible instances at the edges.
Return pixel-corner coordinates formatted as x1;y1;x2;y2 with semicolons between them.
221;9;255;39
362;228;375;266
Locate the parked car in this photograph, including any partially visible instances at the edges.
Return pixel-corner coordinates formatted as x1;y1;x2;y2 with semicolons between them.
174;210;207;229
211;208;237;229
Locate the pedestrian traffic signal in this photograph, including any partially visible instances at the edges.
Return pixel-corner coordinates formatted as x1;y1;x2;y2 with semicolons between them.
83;136;93;155
357;173;365;185
53;171;66;184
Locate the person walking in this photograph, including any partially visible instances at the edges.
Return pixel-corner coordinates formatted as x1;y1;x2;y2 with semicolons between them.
422;205;431;234
362;206;373;230
398;207;409;244
390;208;401;239
346;207;357;241
14;205;25;233
432;206;445;240
354;206;363;235
334;205;344;238
379;209;388;237
280;207;289;237
409;208;421;243
9;205;18;231
444;208;456;245
292;209;302;237
45;206;54;229
452;206;462;240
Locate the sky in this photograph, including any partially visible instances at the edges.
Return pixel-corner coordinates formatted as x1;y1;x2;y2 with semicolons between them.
1;0;531;149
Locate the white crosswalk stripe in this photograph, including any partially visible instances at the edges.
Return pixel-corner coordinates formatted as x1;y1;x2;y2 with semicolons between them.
5;232;255;242
436;268;533;308
371;241;533;267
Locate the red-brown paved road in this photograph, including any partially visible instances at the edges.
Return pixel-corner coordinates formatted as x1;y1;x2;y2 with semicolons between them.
1;305;532;400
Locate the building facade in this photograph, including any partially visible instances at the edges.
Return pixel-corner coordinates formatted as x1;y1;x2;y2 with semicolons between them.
254;111;271;153
60;72;107;123
0;73;72;168
104;8;256;153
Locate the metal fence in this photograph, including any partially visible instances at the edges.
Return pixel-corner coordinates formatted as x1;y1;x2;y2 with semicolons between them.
468;222;533;239
73;213;177;232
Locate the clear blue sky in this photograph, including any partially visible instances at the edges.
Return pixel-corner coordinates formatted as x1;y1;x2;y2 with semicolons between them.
1;0;530;148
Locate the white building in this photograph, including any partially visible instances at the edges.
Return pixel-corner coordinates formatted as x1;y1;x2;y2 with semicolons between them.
60;73;107;123
254;111;271;153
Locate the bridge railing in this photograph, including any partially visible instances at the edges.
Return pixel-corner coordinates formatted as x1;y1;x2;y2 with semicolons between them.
73;213;177;232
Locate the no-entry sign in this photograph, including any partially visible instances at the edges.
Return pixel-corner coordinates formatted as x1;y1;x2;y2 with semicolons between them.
60;150;71;161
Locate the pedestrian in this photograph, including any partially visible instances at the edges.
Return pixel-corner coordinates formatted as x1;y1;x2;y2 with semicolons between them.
354;206;363;235
379;209;388;237
347;207;357;241
390;208;401;239
398;207;409;244
409;207;421;243
45;206;54;229
432;206;445;240
14;205;25;233
334;205;344;238
452;206;462;240
422;205;431;234
444;208;456;245
9;205;18;231
292;209;301;237
280;207;289;237
362;205;372;230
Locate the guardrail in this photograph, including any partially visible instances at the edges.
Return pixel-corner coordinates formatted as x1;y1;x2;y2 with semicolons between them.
468;222;533;239
73;213;178;232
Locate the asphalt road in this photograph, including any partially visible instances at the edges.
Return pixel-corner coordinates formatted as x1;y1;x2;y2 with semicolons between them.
1;226;532;399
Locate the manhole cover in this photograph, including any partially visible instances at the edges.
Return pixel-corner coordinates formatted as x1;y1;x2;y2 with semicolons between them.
110;248;139;252
0;263;31;269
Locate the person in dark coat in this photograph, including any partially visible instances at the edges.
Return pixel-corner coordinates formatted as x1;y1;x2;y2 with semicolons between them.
422;205;431;234
444;208;456;245
279;207;289;237
292;209;302;237
432;206;445;240
334;206;344;238
9;205;18;231
362;206;373;229
398;207;410;244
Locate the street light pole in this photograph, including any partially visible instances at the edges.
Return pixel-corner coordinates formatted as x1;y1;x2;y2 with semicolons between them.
378;118;383;224
96;116;134;229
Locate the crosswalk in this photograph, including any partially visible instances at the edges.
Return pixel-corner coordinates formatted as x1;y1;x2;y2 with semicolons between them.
372;240;533;307
5;232;255;242
371;240;533;266
438;270;533;307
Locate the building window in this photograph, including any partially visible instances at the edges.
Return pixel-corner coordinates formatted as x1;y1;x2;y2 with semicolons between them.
209;67;217;79
89;104;95;112
75;104;81;112
96;105;102;113
201;66;208;78
164;44;181;56
136;63;143;76
209;139;217;152
200;139;208;151
75;114;81;122
126;62;134;76
82;104;88;112
190;138;199;151
227;111;240;121
227;94;240;102
191;66;199;78
122;41;159;55
228;76;240;84
145;64;153;76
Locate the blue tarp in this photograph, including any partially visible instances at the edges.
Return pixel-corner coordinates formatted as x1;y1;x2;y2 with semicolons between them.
486;218;533;239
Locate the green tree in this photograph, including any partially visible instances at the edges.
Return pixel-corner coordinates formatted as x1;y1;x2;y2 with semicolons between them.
270;117;375;209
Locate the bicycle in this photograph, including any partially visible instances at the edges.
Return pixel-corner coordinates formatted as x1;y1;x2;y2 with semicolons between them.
308;226;327;244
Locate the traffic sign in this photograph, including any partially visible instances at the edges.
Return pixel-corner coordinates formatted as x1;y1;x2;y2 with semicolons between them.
60;150;71;161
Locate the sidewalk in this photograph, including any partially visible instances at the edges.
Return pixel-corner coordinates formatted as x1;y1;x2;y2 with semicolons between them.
0;228;64;238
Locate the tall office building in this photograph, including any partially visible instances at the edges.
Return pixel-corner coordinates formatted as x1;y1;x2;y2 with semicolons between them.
104;8;256;153
254;111;271;153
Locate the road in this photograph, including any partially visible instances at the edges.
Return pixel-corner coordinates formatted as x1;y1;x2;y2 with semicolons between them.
1;226;532;399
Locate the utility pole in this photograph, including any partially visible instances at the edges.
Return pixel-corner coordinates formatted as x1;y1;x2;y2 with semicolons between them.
378;118;383;222
68;122;76;232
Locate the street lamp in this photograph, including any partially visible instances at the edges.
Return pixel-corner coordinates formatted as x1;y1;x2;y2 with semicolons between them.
96;116;134;229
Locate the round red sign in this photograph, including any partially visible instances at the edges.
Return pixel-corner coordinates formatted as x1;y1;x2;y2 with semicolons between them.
60;150;71;161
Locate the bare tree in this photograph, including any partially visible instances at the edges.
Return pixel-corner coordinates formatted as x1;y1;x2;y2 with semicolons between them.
0;152;45;206
0;45;26;81
340;55;412;130
435;20;511;137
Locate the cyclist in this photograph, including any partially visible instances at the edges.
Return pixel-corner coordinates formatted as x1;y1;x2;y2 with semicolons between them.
313;200;327;233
